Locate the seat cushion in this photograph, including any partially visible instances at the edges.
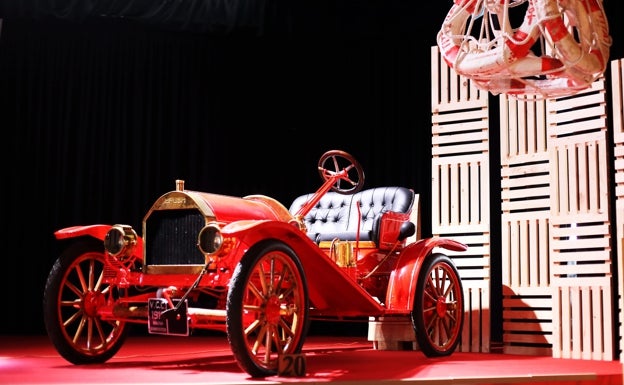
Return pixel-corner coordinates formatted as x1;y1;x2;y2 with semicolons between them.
289;187;415;245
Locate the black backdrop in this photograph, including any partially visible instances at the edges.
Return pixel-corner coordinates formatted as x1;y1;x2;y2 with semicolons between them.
0;1;622;339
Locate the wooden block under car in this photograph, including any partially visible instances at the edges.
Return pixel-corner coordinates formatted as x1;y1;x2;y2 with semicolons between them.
368;316;420;351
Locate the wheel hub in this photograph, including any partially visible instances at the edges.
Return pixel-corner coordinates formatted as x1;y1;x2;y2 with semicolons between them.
265;296;281;324
83;291;106;317
436;297;448;318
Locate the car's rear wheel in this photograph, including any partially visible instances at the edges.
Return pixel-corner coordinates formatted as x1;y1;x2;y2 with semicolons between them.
43;238;129;364
411;253;463;357
226;241;309;377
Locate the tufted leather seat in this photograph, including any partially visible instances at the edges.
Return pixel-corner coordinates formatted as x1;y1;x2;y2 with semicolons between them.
289;186;416;247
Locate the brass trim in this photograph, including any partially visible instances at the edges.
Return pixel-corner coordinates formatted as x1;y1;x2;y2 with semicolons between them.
318;240;376;249
144;265;205;275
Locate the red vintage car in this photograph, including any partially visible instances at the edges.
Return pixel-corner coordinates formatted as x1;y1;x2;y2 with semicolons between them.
43;150;467;377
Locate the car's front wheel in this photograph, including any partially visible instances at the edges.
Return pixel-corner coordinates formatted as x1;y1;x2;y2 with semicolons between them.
411;253;464;357
226;240;310;377
43;238;129;364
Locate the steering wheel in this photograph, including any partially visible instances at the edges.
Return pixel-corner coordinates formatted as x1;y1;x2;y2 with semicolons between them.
317;150;365;195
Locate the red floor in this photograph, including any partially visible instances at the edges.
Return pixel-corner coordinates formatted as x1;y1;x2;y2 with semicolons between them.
0;334;622;385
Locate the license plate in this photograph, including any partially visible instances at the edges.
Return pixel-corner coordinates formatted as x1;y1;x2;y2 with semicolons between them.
148;298;189;336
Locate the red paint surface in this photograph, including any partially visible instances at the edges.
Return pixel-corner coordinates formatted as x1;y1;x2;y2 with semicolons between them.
1;335;621;384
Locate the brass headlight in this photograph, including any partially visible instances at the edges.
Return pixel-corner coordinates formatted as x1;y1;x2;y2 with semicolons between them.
104;224;138;256
197;222;223;254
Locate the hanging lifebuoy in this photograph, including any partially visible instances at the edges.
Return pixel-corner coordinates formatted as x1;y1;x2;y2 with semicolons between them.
437;0;544;78
490;0;613;98
436;0;612;98
537;0;611;83
470;72;594;98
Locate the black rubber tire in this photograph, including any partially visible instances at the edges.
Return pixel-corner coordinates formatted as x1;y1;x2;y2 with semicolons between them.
226;240;310;377
411;253;464;357
43;238;129;364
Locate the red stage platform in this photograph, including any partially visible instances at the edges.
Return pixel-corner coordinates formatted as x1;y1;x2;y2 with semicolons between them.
1;334;622;384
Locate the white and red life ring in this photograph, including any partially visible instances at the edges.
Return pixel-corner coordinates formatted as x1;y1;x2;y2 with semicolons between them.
486;0;612;98
471;72;594;98
437;0;612;98
437;0;545;78
537;0;611;84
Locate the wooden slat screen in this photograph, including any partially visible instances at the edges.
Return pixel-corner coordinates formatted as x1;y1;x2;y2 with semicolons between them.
431;45;621;361
610;58;624;362
499;94;554;355
431;46;491;353
547;80;614;360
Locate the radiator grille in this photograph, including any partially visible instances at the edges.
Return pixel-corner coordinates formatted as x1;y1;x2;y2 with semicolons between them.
145;209;205;265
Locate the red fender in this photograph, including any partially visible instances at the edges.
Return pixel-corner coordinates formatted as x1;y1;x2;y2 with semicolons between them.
54;224;144;261
384;237;467;312
54;224;114;240
222;220;386;316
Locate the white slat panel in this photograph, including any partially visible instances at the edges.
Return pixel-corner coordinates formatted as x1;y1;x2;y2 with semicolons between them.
552;263;611;276
432;119;489;133
550;237;611;250
500;158;549;175
431;46;490;353
549;110;606;131
550;249;611;263
550;222;610;238
503;186;550;200
548;77;613;360
548;86;607;111
503;322;553;333
433;142;490;155
611;58;624;363
432;131;488;145
500;90;553;356
502;199;551;212
501;174;550;188
551;276;611;287
612;59;624;143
